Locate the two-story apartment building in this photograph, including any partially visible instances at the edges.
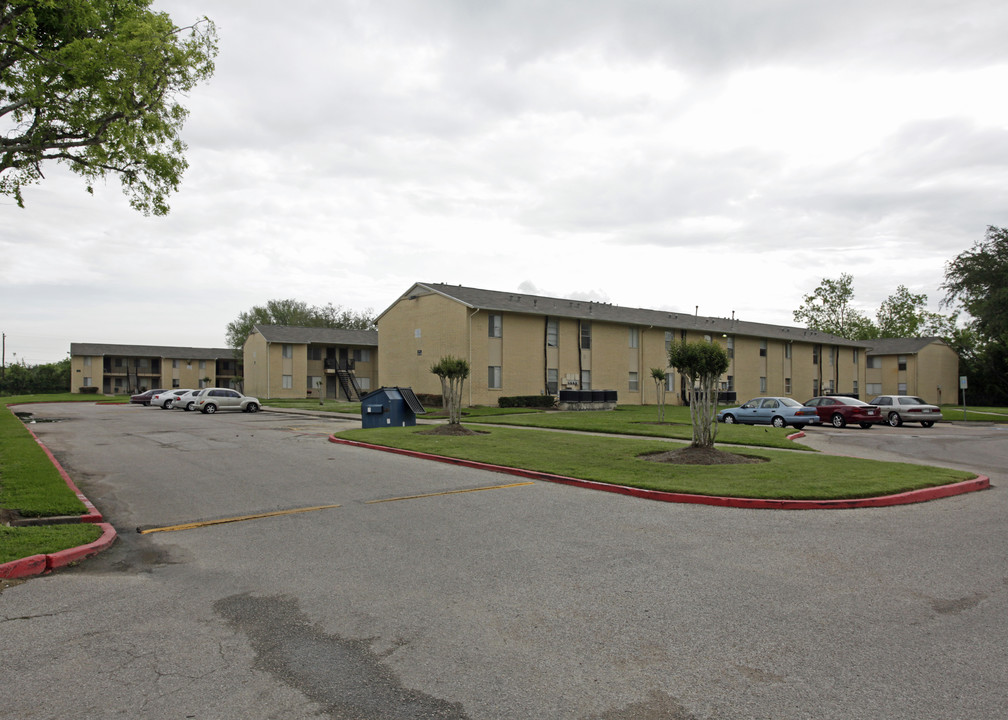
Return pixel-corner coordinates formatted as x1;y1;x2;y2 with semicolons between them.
69;343;241;394
376;283;945;407
242;325;378;400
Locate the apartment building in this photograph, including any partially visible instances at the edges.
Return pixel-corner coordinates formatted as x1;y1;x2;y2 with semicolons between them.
376;283;958;406
242;325;378;400
864;338;960;406
69;343;241;394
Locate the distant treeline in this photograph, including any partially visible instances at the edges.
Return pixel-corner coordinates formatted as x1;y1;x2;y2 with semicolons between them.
0;358;71;396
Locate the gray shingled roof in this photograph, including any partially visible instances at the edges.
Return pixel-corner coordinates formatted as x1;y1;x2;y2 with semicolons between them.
386;282;866;346
251;325;378;346
864;337;947;356
70;343;235;359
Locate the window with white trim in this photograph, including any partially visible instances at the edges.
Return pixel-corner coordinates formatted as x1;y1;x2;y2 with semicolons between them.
489;314;502;338
628;327;639;348
488;366;502;389
282;344;292;359
628;371;639;391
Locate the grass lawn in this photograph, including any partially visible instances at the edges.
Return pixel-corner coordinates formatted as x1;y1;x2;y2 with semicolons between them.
462;404;813;450
335;425;973;500
941;405;1008;423
0;524;103;564
0;407;88;517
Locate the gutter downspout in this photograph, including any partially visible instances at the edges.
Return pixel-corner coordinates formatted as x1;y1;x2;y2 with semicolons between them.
468;307;480;407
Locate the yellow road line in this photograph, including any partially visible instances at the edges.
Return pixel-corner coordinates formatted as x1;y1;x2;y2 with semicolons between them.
366;481;534;504
138;504;342;534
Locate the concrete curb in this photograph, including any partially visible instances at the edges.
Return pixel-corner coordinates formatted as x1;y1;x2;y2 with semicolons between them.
25;425;103;522
328;436;990;510
1;523;117;580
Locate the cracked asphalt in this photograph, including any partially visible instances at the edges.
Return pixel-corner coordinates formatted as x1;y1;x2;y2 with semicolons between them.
1;403;1006;719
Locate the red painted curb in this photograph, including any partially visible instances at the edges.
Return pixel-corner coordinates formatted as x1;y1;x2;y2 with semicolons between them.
328;435;990;510
0;524;117;579
0;554;47;580
46;523;117;571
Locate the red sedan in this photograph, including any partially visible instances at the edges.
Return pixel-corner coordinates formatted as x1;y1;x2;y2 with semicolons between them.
804;395;883;429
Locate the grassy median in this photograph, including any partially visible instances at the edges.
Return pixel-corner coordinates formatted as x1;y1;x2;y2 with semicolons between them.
334;424;974;500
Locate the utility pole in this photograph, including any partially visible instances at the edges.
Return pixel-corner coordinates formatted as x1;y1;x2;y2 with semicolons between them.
2;332;5;380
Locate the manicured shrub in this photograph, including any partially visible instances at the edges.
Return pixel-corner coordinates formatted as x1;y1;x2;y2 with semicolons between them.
498;395;556;409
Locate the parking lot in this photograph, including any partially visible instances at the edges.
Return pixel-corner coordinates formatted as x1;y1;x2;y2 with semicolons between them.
2;403;1006;719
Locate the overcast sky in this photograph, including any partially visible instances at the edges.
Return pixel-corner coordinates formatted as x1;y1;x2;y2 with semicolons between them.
3;0;1008;364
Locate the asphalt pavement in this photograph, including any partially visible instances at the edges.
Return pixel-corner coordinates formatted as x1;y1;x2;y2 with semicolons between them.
1;404;1005;720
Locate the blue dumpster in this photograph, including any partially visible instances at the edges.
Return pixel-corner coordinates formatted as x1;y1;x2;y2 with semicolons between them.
360;387;426;428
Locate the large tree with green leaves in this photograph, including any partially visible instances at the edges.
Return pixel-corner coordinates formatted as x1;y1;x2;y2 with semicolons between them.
792;273;875;339
875;285;956;339
226;300;376;351
668;341;729;448
1;0;217;214
942;226;1008;403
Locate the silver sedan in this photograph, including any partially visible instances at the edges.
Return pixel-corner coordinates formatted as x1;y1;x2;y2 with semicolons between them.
869;395;942;427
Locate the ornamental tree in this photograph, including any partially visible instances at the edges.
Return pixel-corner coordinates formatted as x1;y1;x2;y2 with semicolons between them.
667;340;729;448
430;356;470;425
0;0;218;214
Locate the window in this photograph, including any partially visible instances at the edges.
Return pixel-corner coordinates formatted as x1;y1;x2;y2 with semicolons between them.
665;371;674;392
852;380;859;396
282;375;293;389
665;331;673;352
353;349;371;362
488;313;502;338
813;379;819;396
488;366;502;389
829;347;835;365
358;377;371;391
703;334;711;343
282;344;292;359
547;369;558;394
760;376;767;393
726;336;734;358
867;383;882;395
898;382;907;395
172;379;180;388
867;356;882;369
852;348;859;364
812;346;820;365
897;355;907;371
581;370;591;390
115;358;124;368
547;320;558;347
308;346;322;361
628;371;639;391
784;377;792;394
198;360;205;371
172;359;179;368
83;356;91;366
629;327;639;348
83;376;92;386
307;376;322;390
580;322;591;349
759;339;767;357
785;343;792;359
726;375;734;391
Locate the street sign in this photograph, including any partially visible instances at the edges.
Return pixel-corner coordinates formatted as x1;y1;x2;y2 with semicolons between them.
959;375;968;390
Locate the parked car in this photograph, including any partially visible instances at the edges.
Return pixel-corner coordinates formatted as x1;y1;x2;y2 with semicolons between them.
718;397;821;429
804;396;883;428
195;388;261;414
150;389;192;409
171;389;204;412
869;395;942;427
130;389;167;406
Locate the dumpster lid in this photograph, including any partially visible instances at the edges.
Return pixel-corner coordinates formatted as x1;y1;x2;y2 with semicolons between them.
397;386;426;415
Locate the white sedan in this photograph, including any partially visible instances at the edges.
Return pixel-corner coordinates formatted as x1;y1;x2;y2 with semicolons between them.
150;389;192;409
171;389;204;411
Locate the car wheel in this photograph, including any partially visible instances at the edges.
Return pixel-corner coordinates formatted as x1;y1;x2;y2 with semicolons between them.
831;413;846;428
921;421;935;428
245;402;259;413
143;401;150;406
859;422;873;429
203;403;217;414
185;402;194;411
162;401;173;409
771;415;786;428
793;424;805;430
887;412;903;427
721;414;736;424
